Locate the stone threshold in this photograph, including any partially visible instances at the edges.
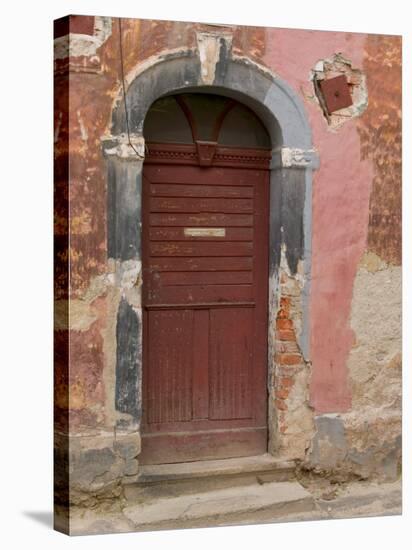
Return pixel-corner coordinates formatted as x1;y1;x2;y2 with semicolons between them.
136;453;296;484
123;480;315;531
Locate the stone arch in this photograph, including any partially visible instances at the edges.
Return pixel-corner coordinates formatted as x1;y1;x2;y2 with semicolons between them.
102;43;319;457
111;52;312;149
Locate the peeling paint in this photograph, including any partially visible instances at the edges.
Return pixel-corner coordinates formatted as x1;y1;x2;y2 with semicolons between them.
77;110;88;141
115;297;141;425
54;16;112;60
196;30;233;84
102;134;145;160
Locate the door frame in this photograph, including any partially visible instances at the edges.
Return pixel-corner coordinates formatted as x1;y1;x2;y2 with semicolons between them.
140;146;270;463
102;46;319;463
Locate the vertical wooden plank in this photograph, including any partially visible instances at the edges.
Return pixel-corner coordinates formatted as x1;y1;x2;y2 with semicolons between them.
192;309;209;419
209;308;253;420
146;310;193;424
252;170;270;425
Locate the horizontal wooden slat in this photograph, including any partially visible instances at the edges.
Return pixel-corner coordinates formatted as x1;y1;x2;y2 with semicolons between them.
145;302;255;310
150;197;253;214
144;165;263;185
150;241;253;257
150;183;254;198
150;213;253;227
150;285;253;304
148;257;253;272
160;271;253;286
149;227;253;241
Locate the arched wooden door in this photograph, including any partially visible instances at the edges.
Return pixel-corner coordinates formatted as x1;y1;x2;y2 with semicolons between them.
140;93;270;464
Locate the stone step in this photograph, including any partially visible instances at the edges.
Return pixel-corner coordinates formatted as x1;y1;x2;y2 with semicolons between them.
125;454;296;501
122;480;315;530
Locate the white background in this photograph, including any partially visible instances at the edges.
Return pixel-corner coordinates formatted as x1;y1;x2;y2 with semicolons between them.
0;0;409;548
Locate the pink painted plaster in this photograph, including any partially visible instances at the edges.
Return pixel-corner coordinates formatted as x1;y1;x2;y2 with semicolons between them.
263;29;374;412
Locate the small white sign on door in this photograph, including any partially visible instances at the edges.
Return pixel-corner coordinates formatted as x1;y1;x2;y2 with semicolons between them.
184;227;226;237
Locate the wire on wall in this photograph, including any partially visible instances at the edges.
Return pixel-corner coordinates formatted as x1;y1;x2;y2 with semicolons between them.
118;18;142;158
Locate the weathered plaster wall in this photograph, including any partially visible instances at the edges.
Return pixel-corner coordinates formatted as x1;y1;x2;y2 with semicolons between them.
306;35;402;478
54;16;401;506
261;29;373;413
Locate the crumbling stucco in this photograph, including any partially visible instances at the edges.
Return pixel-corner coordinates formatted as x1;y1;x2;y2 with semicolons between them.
348;253;401;408
311;53;368;130
271;248;315;461
196;30;233;85
307;253;401;480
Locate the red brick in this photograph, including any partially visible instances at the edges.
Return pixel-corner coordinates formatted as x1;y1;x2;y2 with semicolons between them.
275;398;288;411
276;353;302;365
278;376;294;389
277;296;291;319
277;329;296;341
280;272;288;284
276;318;293;330
277;366;299;377
275;388;290;399
276;341;299;355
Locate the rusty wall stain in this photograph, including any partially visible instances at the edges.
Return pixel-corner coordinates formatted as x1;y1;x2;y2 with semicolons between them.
232;25;266;62
66;71;111;297
124;18;196;66
357;35;402;265
55;296;107;432
68;318;105;430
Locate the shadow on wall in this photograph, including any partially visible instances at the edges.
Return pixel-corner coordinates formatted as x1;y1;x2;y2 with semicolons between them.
22;511;53;530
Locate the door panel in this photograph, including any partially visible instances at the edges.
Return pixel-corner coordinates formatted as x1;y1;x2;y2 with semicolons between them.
209;307;253;420
141;162;269;464
145;309;193;424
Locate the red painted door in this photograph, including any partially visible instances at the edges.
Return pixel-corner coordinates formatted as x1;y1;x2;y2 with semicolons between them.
141;154;269;464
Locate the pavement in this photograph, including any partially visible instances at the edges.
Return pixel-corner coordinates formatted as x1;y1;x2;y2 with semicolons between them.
65;477;402;536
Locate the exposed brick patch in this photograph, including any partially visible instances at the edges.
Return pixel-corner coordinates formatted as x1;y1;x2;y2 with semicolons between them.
274;287;302;415
271;255;315;459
